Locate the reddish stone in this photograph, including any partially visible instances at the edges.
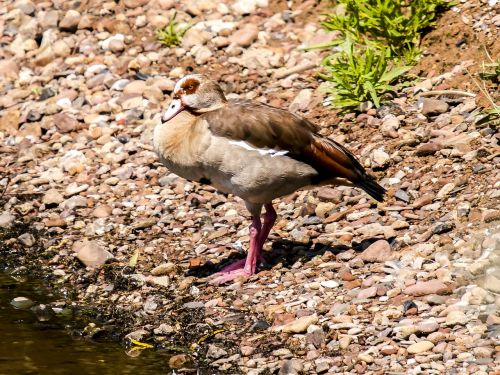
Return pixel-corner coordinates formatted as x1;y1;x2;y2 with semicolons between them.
403;280;452;296
344;279;362;289
339;268;355;281
189;258;201;268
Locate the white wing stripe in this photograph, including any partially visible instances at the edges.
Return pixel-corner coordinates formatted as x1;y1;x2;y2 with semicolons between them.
228;140;289;157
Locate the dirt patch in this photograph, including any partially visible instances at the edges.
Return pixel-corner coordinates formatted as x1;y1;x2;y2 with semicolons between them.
413;1;499;106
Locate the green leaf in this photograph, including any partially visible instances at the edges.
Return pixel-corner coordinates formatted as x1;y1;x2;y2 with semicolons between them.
129;248;140;268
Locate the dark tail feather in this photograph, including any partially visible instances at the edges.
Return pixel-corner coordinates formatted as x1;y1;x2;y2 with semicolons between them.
357;178;386;202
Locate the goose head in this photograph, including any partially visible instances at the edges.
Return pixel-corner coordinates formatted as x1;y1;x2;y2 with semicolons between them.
162;74;227;122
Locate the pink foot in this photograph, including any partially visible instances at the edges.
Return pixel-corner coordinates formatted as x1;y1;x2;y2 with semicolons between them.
209;205;277;286
218;254;265;273
209;268;252;285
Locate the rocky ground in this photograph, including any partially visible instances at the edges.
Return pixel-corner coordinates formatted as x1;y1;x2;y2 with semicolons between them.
0;0;499;373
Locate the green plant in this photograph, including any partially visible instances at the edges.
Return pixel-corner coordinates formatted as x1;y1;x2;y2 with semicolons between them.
320;39;411;110
154;12;191;47
31;86;42;96
317;0;454;111
475;58;499;127
322;0;455;59
479;61;500;84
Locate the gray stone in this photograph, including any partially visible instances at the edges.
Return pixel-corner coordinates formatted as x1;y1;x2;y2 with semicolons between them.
18;233;35;247
207;344;228;359
42;189;64;206
420;98;449;116
64;196;88;210
11;296;34;309
0;212;15;228
74;241;113;267
279;359;303;375
371;148;390;168
15;0;36;15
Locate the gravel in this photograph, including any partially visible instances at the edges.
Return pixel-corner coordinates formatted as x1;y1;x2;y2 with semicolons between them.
0;0;498;373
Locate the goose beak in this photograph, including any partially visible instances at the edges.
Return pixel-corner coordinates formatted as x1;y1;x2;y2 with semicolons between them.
163;99;184;122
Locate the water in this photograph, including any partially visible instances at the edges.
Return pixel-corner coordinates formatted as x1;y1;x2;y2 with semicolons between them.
0;271;170;375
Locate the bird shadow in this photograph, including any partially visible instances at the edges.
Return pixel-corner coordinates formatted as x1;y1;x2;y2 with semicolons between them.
186;236;385;279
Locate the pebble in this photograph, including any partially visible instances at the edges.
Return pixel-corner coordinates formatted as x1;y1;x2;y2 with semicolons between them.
407;341;434;354
275;314;318;333
17;233;35;247
380;115;400;138
403;280;451;296
168;354;189;369
420;98;449;116
151;263;176;276
483;274;500;294
0;212;15;228
279;359;303;375
445;310;468;326
1;1;497;373
53;113;80;133
74;241;114;267
289;89;313;112
358;240;392;262
416;142;443;156
195;46;212;65
231;0;268;15
92;205;112;218
358;353;374;363
42;189;64;206
59;10;81;31
371;148;390;168
229;24;259;47
315;202;334;218
11;296;34;309
357;286;378;299
320;280;339;288
417;320;439;334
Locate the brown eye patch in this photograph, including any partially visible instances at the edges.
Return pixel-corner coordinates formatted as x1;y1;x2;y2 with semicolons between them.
180;78;200;95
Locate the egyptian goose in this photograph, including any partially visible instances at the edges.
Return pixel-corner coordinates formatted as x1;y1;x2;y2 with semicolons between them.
154;74;385;284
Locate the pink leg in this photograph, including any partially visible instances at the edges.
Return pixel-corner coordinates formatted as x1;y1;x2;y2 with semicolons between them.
210;204;277;285
258;204;277;250
210;216;262;284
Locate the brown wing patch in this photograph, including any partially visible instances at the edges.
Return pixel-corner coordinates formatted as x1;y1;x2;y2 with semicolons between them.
304;137;361;182
202;99;316;152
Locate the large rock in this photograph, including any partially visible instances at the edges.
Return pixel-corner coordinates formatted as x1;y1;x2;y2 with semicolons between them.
420;98;449;116
42;189;64;206
274;314;318;333
74;241;113;267
407;340;434;354
403;280;451;296
358;240;392;263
